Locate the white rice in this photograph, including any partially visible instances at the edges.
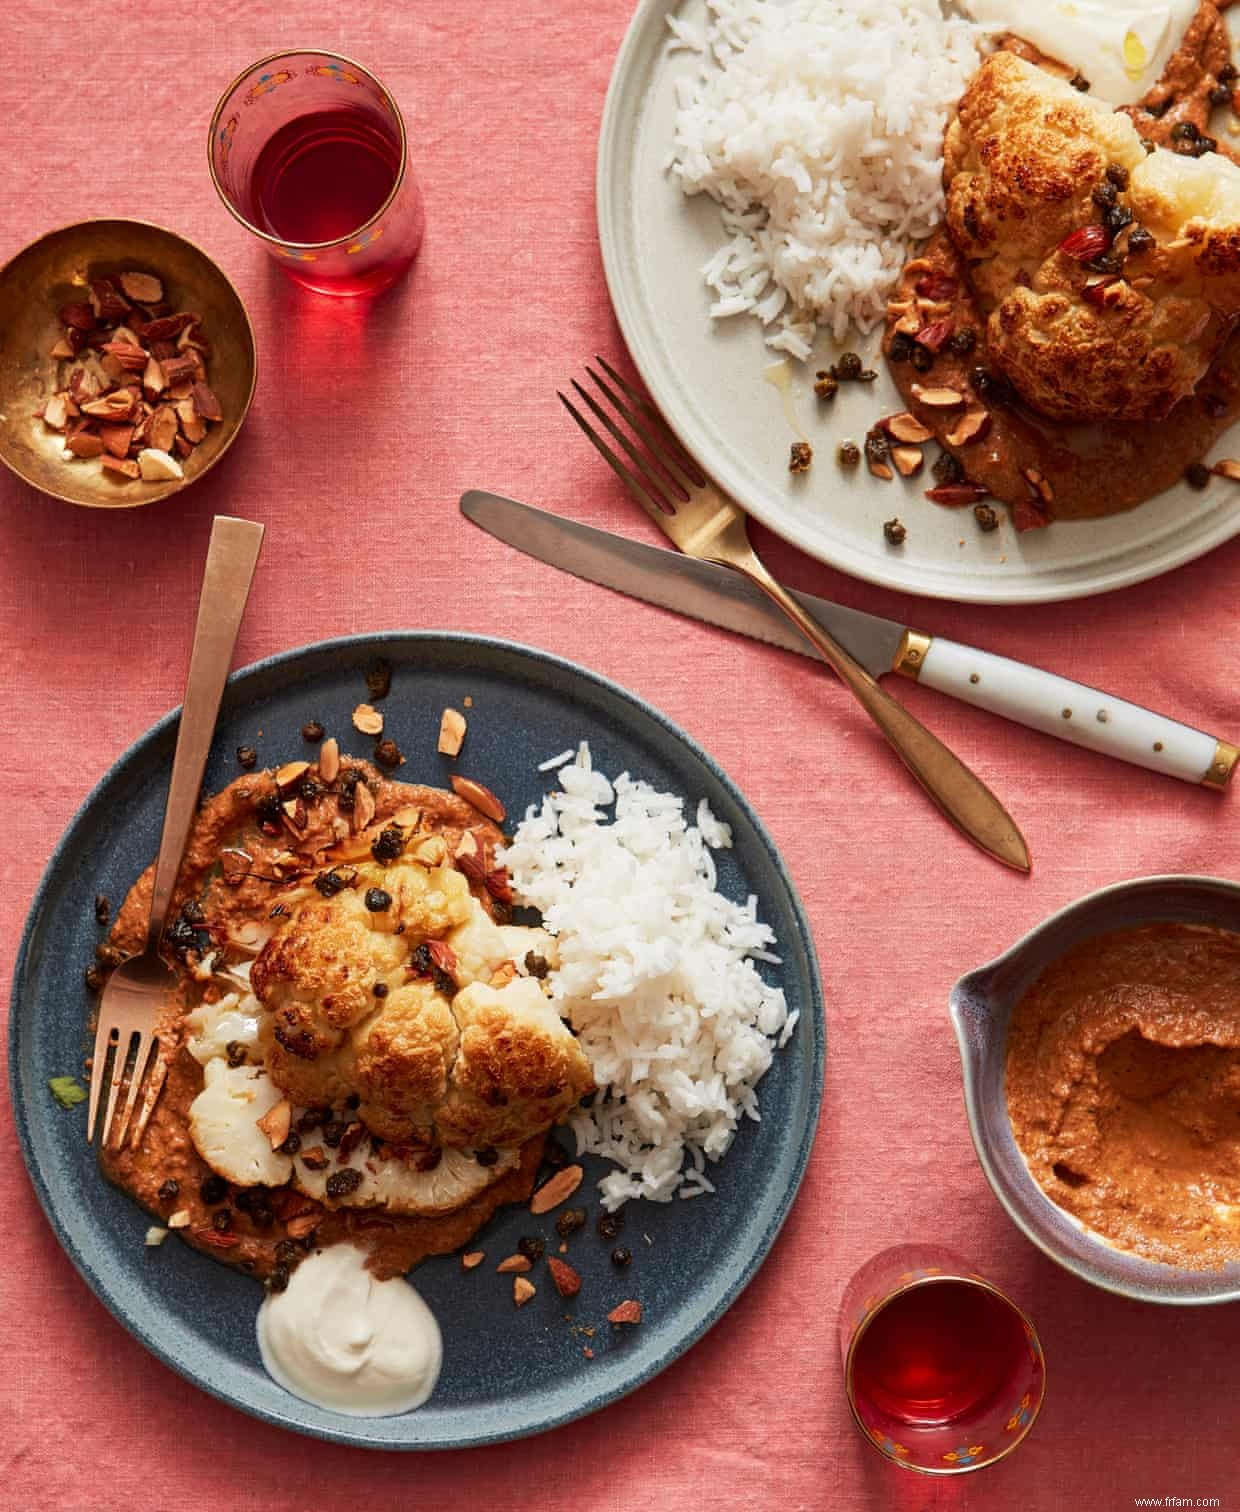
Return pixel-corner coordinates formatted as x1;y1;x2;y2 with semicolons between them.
667;0;989;349
501;742;795;1210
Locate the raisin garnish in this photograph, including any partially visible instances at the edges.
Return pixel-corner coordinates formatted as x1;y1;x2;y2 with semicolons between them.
863;428;890;467
345;1092;361;1109
970;366;1015;406
1127;226;1155;255
611;1246;632;1268
251;1204;274;1231
275;1239;300;1265
1069;72;1090;92
366;658;393;700
524;951;550;980
373;981;390;998
364;887;392;912
280;1130;301;1155
1145;97;1171;118
948;327;976;355
234;1187;254;1213
236;745;258;770
225;1040;247;1068
298;778;321;803
200;1174;228;1205
932;450;965;486
1186;461;1211;490
410;942;433;976
1171;120;1199;144
1203;393;1227;419
326;1168;364;1199
556;1207;587;1238
973;503;1000;533
888;331;914;364
301;720;325;742
597;1212;625;1241
883;518;907;546
157;1178;179;1203
812;370;838;400
1104;204;1133;236
267;1265;290;1294
834;351;862;380
910;343;934;373
1091;181;1118;210
314;868;349;898
374;738;403;770
1220;63;1237;84
1085;252;1124;275
517;1236;546;1262
84;963;105;993
432;967;455;995
212;1209;233;1233
255;792;282;831
1105;164;1129;190
297;1108;327;1133
371;825;404;863
323;1119;348;1148
788;441;813;474
336;770;360;813
475;1147;499;1167
93;894;110;927
836;441;861;469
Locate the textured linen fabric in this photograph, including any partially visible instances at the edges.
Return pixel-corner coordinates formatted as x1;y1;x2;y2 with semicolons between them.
2;3;1239;1508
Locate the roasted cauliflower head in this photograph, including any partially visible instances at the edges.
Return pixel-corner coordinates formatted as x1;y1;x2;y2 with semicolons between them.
250;857;589;1154
944;51;1240;422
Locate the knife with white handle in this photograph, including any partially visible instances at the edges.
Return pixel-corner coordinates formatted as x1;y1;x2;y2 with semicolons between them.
460;490;1238;791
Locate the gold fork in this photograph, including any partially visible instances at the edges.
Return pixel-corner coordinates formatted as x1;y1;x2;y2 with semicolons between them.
560;358;1030;872
88;516;265;1149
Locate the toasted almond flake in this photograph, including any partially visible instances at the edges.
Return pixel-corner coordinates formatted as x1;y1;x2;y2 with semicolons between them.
513;1277;536;1307
882;411;934;444
438;707;467;756
455;830;478;859
353;703;384;736
136;447;183;481
145;1225;169;1246
461;1251;485;1269
256;1098;291;1149
275;760;311;790
391;805;423;828
1213;458;1240;482
867;459;894;481
946;406;991;447
910;384;965;409
496;1253;532;1273
450;775;506;823
319;737;340;783
890;445;923;478
530;1163;584;1214
119;270;163;304
167;1209;191;1229
351;783;377;832
411;834;447;867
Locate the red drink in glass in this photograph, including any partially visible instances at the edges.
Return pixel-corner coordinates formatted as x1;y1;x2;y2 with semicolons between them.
839;1245;1045;1475
208;52;424;297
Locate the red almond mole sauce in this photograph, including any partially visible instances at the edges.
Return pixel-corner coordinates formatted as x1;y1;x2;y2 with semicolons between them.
884;3;1240;525
1006;922;1240;1269
96;761;544;1283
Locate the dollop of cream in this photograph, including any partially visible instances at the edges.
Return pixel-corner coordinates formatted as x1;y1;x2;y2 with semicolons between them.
257;1245;442;1416
964;1;1199;105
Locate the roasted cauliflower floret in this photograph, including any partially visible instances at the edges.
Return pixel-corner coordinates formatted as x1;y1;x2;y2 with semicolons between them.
944;51;1240;421
435;978;594;1149
188;1061;293;1187
446;898;559;987
351;979;459;1142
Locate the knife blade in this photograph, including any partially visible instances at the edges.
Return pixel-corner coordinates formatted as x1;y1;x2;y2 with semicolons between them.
460;490;1238;791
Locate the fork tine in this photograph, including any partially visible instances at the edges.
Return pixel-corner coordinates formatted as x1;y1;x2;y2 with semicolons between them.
585;363;703;495
568;379;684;509
114;1031;158;1149
87;1025;118;1145
593;355;708;487
131;1044;172;1149
100;1030;133;1148
558;391;671;529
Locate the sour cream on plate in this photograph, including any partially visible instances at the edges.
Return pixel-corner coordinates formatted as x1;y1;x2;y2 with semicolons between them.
257;1244;443;1416
963;1;1200;105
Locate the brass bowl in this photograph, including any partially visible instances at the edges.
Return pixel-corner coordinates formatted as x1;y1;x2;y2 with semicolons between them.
0;219;257;508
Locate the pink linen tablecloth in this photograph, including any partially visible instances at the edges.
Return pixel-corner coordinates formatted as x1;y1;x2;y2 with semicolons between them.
2;3;1238;1508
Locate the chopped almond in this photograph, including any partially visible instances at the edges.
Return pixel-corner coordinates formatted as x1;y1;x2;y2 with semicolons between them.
910;384;965;409
319;736;340;783
547;1258;582;1298
65;432;104;458
42;393;71;431
167;1208;191;1229
496;1254;532;1273
1213;458;1240;482
530;1164;584;1215
438;707;467;757
119;270;163;304
461;1251;485;1270
450;775;505;823
890;446;923;478
513;1277;536;1307
275;760;311;790
101;456;140;480
607;1300;643;1325
882;412;934;444
351;783;377;831
353;703;384;736
256;1099;291;1149
136;448;183;482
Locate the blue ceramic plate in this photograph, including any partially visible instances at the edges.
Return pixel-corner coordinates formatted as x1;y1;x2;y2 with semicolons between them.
10;633;824;1448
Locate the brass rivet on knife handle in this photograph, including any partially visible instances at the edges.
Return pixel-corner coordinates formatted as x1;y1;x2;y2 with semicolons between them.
1201;739;1239;792
892;629;933;681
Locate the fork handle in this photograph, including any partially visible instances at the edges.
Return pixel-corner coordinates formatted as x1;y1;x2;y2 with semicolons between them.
734;554;1030;872
145;517;265;955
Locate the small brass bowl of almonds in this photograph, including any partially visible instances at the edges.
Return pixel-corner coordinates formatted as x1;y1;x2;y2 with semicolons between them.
0;218;256;508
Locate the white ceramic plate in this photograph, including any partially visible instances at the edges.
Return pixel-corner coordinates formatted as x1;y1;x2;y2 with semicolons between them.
597;0;1240;604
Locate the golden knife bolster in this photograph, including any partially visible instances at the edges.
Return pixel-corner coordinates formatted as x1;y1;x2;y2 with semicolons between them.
891;629;1238;792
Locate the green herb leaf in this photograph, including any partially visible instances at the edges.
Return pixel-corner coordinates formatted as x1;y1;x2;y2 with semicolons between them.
49;1075;87;1109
